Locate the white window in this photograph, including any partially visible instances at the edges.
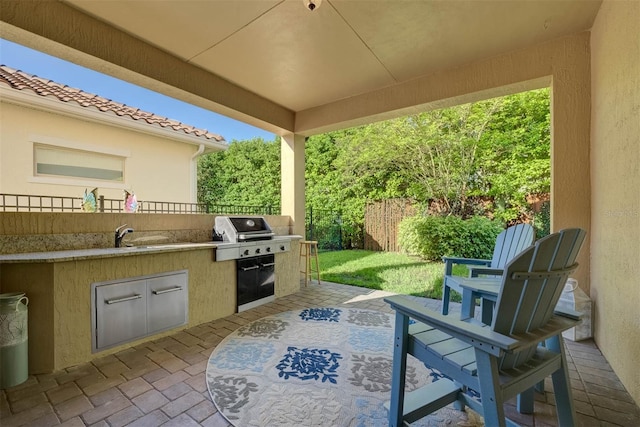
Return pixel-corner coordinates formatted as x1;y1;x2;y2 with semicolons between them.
34;144;125;182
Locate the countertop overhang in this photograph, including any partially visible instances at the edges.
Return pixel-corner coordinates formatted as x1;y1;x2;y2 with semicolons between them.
0;235;302;263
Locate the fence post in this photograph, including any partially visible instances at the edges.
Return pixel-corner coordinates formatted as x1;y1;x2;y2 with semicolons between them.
99;195;105;213
339;214;343;250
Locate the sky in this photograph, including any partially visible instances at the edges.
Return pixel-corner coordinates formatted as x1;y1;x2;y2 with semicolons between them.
0;39;276;143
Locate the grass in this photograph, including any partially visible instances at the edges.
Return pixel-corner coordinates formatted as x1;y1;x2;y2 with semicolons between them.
317;249;468;300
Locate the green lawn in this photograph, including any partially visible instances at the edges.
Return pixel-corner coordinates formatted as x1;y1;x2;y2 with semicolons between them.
317;250;468;300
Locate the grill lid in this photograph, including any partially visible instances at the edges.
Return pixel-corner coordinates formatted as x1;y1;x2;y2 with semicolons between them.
214;216;274;242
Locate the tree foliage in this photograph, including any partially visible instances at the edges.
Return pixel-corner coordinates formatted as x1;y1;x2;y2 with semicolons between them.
198;137;280;208
476;89;551;222
197;89;550;239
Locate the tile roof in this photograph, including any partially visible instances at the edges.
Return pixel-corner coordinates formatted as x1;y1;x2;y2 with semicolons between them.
0;65;225;143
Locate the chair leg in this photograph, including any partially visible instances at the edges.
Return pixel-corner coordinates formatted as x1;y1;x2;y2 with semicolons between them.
453;382;466;411
547;335;577;426
441;285;451;315
474;351;507;427
480;299;495;325
517;387;534;414
389;312;410;427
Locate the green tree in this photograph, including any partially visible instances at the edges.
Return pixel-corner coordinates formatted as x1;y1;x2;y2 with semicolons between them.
197;89;551;244
398;99;503;216
305;129;369;246
198;138;281;208
476;89;550;222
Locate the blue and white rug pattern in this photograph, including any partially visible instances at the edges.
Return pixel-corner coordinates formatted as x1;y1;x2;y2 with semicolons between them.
206;307;476;426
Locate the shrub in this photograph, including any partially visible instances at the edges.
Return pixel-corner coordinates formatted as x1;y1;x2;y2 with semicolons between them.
532;200;550;239
398;215;503;260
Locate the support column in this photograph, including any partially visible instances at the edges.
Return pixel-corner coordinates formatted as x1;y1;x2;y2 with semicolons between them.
281;134;306;236
549;40;591;293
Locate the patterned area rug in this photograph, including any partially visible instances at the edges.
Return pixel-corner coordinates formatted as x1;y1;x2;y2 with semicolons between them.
206;307;482;426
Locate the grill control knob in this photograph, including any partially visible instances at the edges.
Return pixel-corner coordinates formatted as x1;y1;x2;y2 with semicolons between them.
280;246;285;251
243;249;250;256
266;247;271;252
255;248;261;254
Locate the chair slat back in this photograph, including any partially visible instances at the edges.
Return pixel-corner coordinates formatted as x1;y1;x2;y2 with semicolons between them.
490;223;535;269
492;228;586;369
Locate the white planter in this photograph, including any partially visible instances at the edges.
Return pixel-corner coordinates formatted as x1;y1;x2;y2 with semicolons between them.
556;278;592;341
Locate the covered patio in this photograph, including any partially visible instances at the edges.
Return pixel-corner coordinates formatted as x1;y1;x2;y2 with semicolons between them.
0;0;638;424
1;282;639;426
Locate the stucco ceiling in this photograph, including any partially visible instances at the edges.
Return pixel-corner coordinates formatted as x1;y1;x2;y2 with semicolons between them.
63;0;601;111
1;0;602;135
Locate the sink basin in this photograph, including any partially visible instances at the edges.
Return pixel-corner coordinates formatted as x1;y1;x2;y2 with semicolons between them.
114;242;217;251
144;243;204;249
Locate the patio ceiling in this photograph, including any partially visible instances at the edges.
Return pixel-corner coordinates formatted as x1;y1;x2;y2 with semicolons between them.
2;0;602;135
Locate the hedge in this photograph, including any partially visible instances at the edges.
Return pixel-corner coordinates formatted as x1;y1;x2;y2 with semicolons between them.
398;215;503;261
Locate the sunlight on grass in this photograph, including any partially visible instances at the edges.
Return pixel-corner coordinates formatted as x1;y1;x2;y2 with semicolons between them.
318;250;467;300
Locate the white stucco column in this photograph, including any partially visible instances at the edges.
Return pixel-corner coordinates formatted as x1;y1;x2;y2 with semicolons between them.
281;134;306;236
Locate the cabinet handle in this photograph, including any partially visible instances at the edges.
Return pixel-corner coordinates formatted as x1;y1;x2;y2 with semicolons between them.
105;294;142;304
152;286;183;295
241;265;260;271
261;262;275;268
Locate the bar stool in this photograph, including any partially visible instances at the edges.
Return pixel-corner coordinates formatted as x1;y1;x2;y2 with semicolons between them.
299;240;320;287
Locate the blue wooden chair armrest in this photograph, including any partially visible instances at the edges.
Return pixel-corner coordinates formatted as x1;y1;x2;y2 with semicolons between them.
385;295;517;356
442;256;492;266
553;306;582;320
469;266;504;277
385;295;580;355
442;256;491;276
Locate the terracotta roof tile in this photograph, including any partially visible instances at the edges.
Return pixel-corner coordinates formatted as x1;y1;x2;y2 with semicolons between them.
0;65;225;143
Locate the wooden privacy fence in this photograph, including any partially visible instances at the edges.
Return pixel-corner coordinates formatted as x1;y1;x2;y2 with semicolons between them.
364;199;416;252
365;196;550;252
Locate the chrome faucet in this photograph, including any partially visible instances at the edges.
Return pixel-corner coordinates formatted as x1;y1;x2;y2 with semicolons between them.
115;224;134;247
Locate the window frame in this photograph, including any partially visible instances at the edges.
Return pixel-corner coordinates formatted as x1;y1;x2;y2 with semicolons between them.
29;135;131;189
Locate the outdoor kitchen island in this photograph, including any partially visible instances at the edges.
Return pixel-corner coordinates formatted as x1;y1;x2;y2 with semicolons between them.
0;233;302;375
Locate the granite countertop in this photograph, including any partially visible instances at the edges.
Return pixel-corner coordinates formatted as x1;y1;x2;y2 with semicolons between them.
0;242;220;263
0;235;303;263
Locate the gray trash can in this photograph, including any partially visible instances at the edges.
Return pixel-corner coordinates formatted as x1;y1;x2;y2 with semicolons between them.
0;292;29;389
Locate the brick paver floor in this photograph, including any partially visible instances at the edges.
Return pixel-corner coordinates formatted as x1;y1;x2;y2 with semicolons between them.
1;282;638;426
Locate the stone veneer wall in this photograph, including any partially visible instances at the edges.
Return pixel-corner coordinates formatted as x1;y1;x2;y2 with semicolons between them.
0;212;293;254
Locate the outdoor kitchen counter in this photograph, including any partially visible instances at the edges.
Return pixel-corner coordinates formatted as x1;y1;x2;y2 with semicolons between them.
0;236;300;263
0;235;302;374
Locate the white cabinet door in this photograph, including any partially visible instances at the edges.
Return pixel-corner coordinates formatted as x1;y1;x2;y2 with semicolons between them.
95;279;147;349
147;272;188;334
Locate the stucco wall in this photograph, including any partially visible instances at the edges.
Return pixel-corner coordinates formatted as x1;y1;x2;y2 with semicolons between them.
590;0;640;405
0;101;196;202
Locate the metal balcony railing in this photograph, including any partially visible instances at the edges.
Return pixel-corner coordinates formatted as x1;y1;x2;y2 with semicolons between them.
0;193;278;215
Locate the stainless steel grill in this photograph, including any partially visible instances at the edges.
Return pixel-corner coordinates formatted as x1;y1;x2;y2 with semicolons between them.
213;216;291;312
214;216;290;261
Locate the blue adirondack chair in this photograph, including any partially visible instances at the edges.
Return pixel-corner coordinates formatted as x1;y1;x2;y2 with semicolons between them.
386;228;586;427
441;223;534;316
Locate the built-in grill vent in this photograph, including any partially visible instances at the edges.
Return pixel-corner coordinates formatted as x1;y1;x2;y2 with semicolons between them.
214;216;274;242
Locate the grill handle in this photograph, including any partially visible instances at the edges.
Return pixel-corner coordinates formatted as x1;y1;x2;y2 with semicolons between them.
152;286;183;295
105;294;142;305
